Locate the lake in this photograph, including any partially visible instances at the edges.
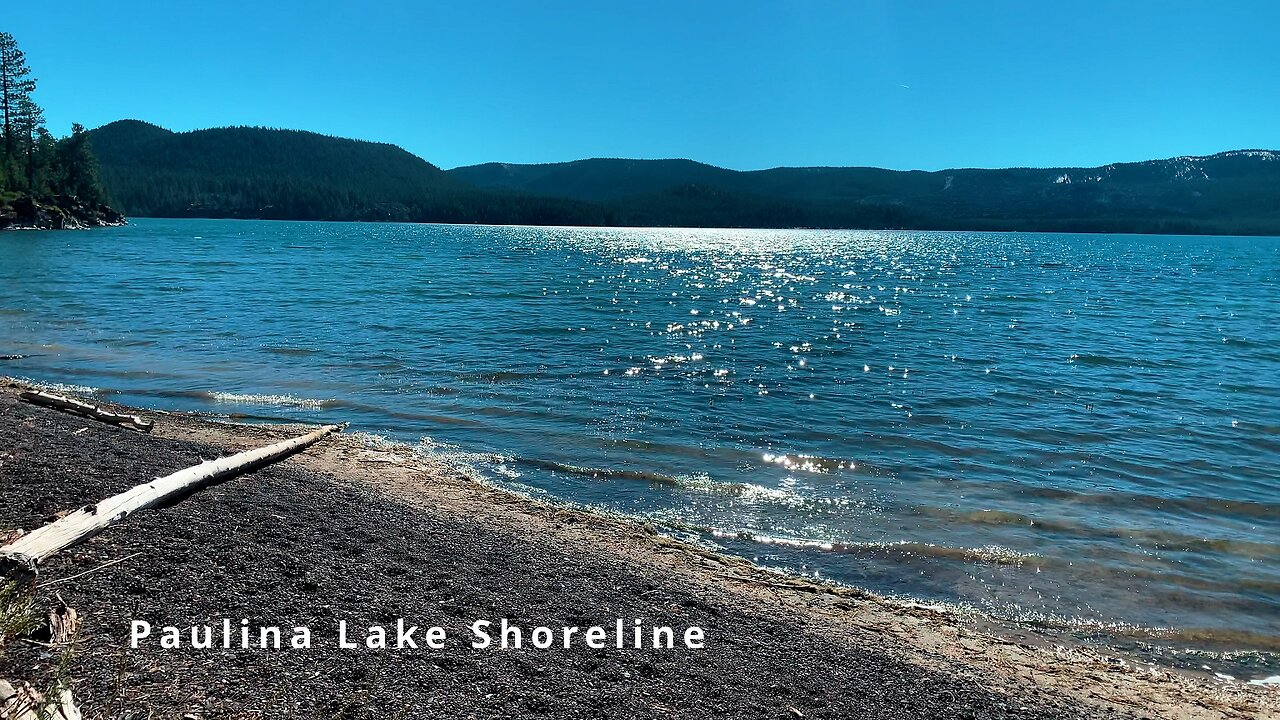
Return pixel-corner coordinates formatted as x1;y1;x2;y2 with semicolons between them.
2;218;1277;678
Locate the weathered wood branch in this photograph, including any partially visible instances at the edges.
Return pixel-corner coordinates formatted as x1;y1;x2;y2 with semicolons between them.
19;390;153;433
0;679;80;720
46;603;79;645
0;425;341;576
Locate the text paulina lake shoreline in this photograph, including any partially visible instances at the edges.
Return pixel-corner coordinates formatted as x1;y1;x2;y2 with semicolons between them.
130;618;707;651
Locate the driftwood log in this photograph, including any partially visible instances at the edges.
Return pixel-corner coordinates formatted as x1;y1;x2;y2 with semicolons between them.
18;390;153;433
0;679;80;720
0;424;341;576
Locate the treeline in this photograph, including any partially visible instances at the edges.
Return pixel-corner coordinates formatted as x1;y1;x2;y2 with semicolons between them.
102;170;610;225
0;32;107;204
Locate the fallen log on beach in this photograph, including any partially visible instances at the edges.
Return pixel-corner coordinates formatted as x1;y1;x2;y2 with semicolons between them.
19;390;153;433
0;424;342;577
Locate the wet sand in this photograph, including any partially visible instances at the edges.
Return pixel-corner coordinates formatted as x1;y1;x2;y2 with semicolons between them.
0;380;1273;719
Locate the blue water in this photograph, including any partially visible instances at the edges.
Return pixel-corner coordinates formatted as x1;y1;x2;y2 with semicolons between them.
2;219;1278;675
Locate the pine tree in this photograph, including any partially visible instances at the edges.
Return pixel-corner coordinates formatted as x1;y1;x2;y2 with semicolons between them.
28;126;56;194
55;123;105;204
13;95;45;191
0;32;37;189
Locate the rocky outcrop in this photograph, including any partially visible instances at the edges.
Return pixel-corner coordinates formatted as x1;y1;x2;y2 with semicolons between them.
0;195;126;231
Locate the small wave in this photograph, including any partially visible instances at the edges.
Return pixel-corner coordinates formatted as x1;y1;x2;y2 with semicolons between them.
760;451;854;474
1017;484;1280;520
1051;621;1280;655
412;437;514;484
194;410;303;423
17;378;98;395
345;431;401;450
647;353;705;367
914;505;1280;559
717;516;1280;595
518;457;684;486
709;531;1039;566
456;370;543;383
679;475;810;506
513;458;813;506
208;391;334;410
263;346;322;357
1221;337;1265;349
1067;353;1178;369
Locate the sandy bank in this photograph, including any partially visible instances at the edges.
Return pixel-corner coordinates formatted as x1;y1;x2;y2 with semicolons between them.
0;380;1273;719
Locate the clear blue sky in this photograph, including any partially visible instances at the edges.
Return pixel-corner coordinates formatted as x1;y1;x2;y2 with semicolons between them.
5;1;1277;171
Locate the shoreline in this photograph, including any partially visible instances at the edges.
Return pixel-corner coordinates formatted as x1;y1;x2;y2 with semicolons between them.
0;195;126;231
0;378;1275;718
7;373;1276;668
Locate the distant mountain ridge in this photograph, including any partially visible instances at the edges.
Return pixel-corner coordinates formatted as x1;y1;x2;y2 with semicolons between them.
448;158;739;202
448;151;1280;234
89;120;1280;234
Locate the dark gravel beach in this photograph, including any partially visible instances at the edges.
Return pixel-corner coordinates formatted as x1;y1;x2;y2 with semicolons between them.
0;384;1267;719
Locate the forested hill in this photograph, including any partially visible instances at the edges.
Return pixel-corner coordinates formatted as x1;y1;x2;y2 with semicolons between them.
449;153;1280;235
88;120;604;224
90;120;1280;234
